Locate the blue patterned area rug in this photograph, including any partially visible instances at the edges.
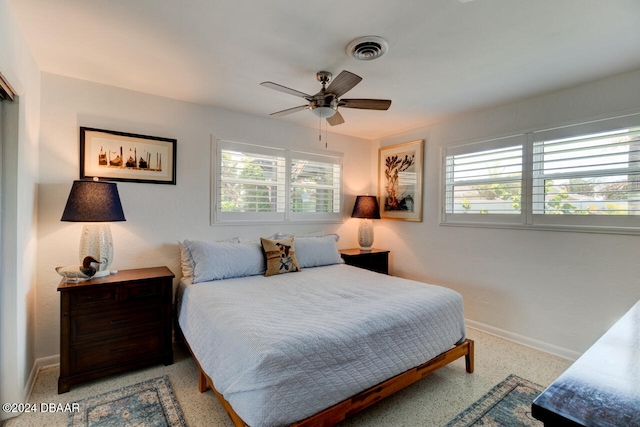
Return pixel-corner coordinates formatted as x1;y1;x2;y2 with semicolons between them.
445;374;544;427
67;375;187;426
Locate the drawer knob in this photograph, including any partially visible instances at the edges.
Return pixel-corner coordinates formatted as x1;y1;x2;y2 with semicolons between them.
110;318;132;325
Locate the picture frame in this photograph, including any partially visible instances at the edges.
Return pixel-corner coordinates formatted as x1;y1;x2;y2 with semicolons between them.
378;139;424;221
80;127;176;185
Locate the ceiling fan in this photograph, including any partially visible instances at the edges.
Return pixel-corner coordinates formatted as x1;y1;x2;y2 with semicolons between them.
261;70;391;126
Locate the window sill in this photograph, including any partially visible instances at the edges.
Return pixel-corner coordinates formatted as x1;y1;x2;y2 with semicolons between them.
439;220;640;235
212;218;344;226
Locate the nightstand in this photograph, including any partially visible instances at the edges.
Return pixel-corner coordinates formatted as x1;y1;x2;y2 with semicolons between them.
340;248;390;275
57;266;174;393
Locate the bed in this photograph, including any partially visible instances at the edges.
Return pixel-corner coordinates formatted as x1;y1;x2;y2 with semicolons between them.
176;235;474;427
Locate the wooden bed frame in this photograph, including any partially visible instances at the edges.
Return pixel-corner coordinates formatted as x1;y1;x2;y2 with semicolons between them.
185;338;474;427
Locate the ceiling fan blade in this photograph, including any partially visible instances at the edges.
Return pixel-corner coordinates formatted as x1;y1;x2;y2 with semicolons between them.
326;111;345;126
339;99;392;110
261;82;312;99
270;105;310;117
326;71;362;98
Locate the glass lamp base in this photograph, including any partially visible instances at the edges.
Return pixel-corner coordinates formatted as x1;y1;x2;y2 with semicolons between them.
79;223;114;276
358;219;374;251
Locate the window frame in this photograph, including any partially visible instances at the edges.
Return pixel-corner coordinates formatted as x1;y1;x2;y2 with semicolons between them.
442;134;527;226
440;112;640;234
288;150;343;222
212;138;343;225
215;139;286;223
530;114;640;231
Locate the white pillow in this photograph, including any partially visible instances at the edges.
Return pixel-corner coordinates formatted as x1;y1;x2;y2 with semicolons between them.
179;238;240;279
183;239;264;283
178;241;195;279
273;231;326;239
295;234;344;268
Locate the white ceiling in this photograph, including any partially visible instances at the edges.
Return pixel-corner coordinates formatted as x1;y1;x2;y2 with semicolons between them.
7;0;640;139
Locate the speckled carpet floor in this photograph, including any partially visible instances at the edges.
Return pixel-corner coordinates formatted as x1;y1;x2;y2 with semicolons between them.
6;328;571;427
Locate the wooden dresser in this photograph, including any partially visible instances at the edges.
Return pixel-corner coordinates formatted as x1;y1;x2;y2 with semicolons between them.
58;266;174;393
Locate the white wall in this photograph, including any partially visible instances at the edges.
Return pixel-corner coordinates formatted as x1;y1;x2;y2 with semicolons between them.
0;0;40;417
30;51;640;372
376;68;640;358
35;73;373;360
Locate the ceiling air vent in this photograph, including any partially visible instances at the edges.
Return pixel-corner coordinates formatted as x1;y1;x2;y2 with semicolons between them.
346;36;388;61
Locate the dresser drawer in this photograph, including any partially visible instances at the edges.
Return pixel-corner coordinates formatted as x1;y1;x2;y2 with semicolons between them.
122;280;163;303
71;306;162;342
68;280;164;313
69;287;118;311
71;331;162;373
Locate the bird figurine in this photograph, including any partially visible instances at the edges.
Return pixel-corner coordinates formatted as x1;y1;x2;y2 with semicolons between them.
79;256;100;277
56;256;101;282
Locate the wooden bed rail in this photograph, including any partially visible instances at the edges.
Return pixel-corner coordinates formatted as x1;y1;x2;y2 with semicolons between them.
188;338;474;427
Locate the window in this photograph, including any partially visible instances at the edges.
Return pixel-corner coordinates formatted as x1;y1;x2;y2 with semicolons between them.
441;113;640;233
443;134;526;225
533;129;640;215
214;139;342;223
217;140;286;222
289;152;342;221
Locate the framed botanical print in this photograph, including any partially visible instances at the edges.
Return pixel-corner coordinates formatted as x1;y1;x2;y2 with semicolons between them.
378;140;423;221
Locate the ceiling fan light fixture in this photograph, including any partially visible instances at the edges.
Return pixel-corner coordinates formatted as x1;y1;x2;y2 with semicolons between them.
311;106;337;118
262;69;391;126
347;36;388;61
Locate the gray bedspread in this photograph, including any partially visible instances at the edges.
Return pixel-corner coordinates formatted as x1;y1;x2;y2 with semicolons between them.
178;263;466;427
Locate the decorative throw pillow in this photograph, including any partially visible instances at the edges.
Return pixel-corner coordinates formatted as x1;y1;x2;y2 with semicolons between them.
260;236;301;277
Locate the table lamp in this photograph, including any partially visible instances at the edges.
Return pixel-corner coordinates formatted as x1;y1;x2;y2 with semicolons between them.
61;179;126;277
351;195;380;251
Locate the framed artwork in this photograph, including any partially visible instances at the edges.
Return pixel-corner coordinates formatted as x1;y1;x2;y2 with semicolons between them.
378;139;424;221
80;127;177;184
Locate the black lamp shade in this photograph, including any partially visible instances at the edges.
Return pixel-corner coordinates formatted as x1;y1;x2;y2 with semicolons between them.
61;180;126;222
351;195;381;219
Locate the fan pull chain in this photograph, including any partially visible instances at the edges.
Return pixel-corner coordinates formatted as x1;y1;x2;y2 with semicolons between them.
317;116;327;149
324;118;328;149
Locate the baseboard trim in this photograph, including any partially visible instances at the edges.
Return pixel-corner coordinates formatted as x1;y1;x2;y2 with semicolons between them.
24;354;60;403
466;319;581;361
36;354;60;370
